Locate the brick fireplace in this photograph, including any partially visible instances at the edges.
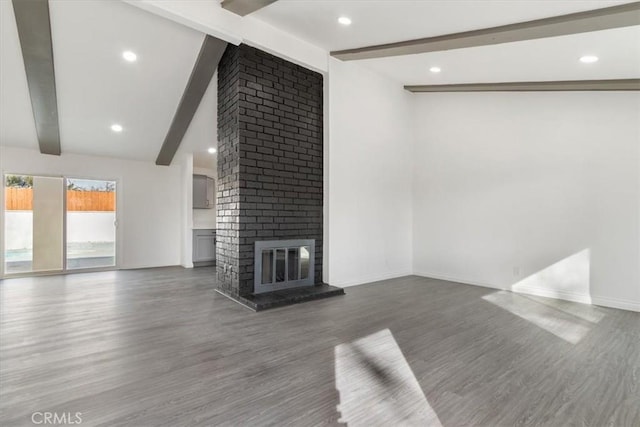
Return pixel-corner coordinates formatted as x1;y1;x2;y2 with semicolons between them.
215;44;342;310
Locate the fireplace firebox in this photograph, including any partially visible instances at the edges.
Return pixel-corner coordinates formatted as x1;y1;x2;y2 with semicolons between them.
254;239;315;294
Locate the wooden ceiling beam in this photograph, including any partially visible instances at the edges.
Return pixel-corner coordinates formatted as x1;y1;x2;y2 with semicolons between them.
221;0;278;17
405;79;640;93
156;36;227;166
332;2;640;61
12;0;61;155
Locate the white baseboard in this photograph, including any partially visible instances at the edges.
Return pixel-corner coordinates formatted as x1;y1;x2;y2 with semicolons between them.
509;285;591;305
412;271;507;291
413;271;640;313
121;263;182;270
332;270;413;288
591;295;640;312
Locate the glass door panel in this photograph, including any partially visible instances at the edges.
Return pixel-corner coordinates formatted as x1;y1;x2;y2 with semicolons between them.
65;178;116;270
4;175;34;273
4;174;64;274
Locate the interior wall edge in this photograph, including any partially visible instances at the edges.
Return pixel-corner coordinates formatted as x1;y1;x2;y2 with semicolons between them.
412;271;507;291
333;270;414;288
119;263;184;271
509;285;592;305
414;271;640;312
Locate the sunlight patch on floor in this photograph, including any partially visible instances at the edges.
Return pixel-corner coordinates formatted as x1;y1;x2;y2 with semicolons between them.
482;291;592;344
520;294;606;324
335;329;442;426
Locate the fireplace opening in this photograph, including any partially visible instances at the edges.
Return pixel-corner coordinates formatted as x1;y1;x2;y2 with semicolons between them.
255;240;315;294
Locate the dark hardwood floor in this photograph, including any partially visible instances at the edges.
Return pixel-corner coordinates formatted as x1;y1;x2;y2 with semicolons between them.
1;267;639;426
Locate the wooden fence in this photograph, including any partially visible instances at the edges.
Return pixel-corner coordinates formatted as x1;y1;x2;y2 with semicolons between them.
5;188;115;211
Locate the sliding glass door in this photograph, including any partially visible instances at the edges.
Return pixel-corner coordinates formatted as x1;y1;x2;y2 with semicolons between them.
3;174;117;275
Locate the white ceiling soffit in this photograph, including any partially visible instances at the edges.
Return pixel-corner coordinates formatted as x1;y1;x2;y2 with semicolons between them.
361;26;640;85
49;0;205;161
121;0;243;45
123;0;328;73
0;1;40;151
253;0;637;52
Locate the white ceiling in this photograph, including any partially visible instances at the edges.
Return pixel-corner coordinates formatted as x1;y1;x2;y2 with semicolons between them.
0;0;214;162
0;0;39;152
1;0;638;162
253;0;637;51
361;26;640;85
253;0;640;85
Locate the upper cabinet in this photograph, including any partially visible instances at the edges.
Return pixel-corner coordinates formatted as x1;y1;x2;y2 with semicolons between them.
193;174;215;209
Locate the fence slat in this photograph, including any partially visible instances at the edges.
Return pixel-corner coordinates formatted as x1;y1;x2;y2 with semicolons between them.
5;188;115;211
4;188;32;210
66;190;115;211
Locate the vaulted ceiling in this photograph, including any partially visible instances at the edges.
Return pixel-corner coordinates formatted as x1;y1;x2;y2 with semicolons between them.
1;0;638;163
1;0;216;163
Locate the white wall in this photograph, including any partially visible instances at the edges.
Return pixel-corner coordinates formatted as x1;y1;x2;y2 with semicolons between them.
174;71;216;268
6;211;115;249
412;92;640;311
67;212;116;243
178;152;194;269
4;211;31;250
0;146;183;272
327;58;413;286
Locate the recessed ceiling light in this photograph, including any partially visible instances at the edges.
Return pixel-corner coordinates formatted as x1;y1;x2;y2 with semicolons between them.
338;16;352;26
122;51;137;62
430;66;442;73
111;124;123;132
579;55;598;63
208;147;217;154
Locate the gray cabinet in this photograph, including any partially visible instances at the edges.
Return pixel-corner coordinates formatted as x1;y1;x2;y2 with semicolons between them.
193;229;216;265
193;175;215;209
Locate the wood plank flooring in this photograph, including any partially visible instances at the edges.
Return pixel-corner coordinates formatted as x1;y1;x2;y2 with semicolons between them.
1;267;639;426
